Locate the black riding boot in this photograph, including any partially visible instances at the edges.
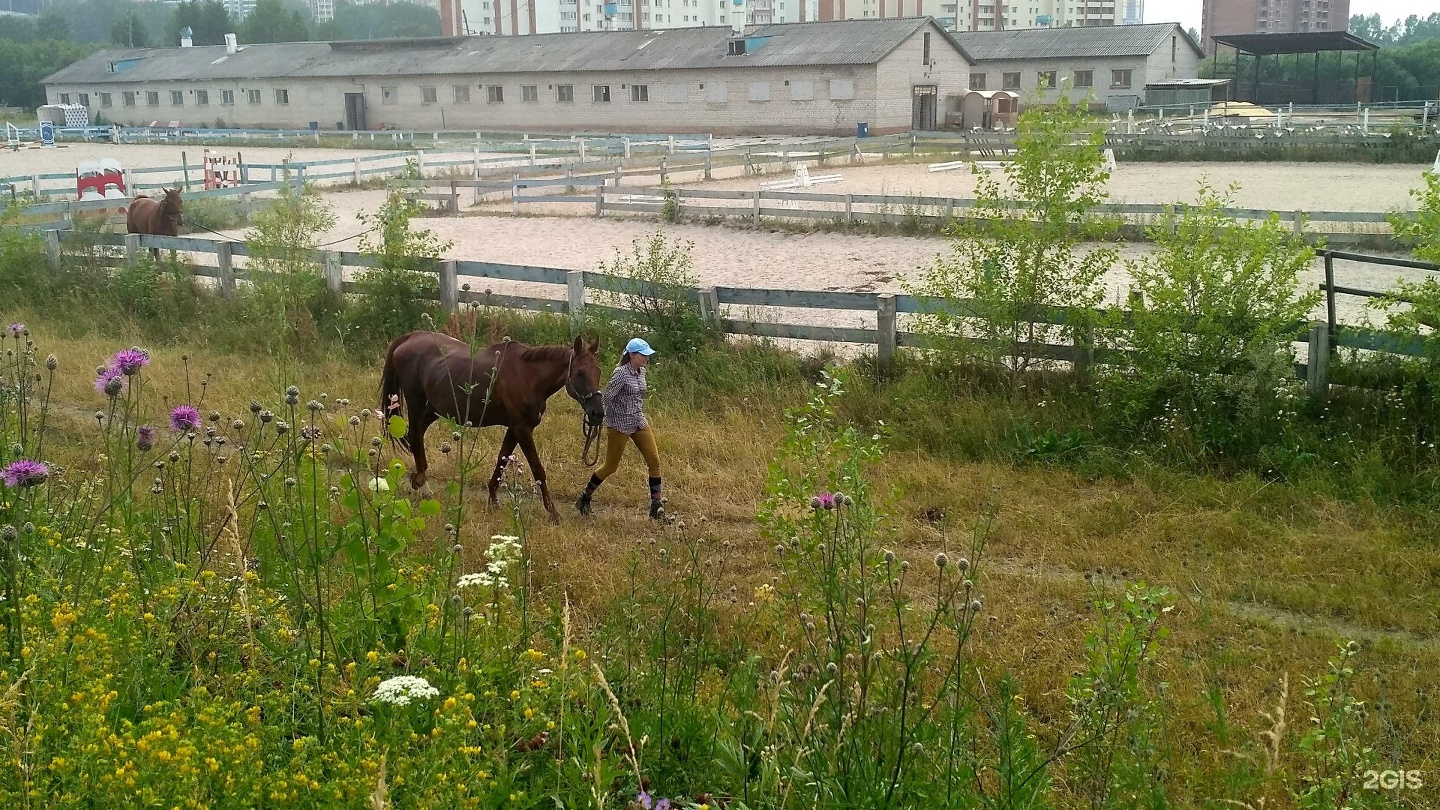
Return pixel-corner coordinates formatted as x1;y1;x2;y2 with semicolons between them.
648;477;664;520
577;474;602;515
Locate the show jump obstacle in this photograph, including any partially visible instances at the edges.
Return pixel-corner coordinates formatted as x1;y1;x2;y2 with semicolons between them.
76;158;128;216
203;149;241;190
759;165;843;191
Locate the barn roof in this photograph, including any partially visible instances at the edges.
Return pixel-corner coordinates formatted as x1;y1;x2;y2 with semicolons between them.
44;17;972;86
953;22;1203;62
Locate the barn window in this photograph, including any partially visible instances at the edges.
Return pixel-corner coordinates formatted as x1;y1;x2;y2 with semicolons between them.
828;79;854;100
1036;71;1056;89
221;89;235;105
557;84;575;103
487;85;504;103
422;86;438;103
78;92;90;105
381;86;397;105
247;89;261;104
790;80;813;101
1002;72;1020;90
522;85;539;102
274;89;290;105
98;92;113;107
147;91;160;106
454;85;471;103
170;90;183;106
1111;69;1132;89
195;90;209;106
592;85;611;103
969;73;986;90
665;83;687;103
122;91;136;107
923;31;931;64
630;84;648;102
59;93;70;104
747;81;770;101
1073;69;1093;87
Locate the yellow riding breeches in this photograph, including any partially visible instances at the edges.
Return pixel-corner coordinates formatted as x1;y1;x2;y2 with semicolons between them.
594;427;660;481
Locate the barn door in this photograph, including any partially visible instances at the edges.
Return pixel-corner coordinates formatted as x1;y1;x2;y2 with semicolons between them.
912;85;938;132
344;93;368;131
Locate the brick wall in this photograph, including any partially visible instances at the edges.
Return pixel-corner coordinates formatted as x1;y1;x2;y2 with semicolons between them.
874;26;971;132
965;55;1153;108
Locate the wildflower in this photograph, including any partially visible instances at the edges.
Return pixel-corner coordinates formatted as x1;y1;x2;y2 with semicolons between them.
638;792;653;810
1;459;49;488
95;366;125;398
810;492;836;510
111;348;150;376
44;354;57;372
6;323;22;337
136;426;155;452
170;405;201;432
371;675;439;706
285;386;300;406
935;552;949;569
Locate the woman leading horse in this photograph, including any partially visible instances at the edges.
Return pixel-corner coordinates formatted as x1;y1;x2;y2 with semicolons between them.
575;338;665;521
380;330;605;521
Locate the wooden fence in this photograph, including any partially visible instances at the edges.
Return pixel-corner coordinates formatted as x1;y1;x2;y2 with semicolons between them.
37;230;1437;399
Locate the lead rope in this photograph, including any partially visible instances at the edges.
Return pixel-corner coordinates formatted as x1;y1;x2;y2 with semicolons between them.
581;419;602;467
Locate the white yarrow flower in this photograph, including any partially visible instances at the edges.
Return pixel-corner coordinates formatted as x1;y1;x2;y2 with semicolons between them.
371;675;439;706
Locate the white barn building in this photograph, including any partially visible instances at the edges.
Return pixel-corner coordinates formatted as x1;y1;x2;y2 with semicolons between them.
42;18;974;136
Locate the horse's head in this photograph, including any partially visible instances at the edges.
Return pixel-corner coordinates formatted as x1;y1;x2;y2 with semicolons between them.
568;335;605;427
162;187;184;229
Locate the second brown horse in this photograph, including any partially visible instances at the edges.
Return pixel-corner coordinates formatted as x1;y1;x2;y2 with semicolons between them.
380;330;605;520
125;187;184;261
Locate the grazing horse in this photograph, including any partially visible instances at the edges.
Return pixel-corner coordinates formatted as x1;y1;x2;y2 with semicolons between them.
380;331;605;520
126;187;184;261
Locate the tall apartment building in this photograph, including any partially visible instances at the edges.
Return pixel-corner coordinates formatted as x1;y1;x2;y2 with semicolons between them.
1201;0;1348;53
440;1;1120;36
1121;0;1141;25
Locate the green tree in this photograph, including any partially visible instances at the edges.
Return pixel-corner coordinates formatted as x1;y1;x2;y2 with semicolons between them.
907;93;1118;380
242;0;312;44
110;10;151;48
169;0;233;46
315;0;441;40
36;11;72;41
0;39;100;108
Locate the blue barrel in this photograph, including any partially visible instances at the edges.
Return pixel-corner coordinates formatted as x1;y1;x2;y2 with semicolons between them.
856;122;869;139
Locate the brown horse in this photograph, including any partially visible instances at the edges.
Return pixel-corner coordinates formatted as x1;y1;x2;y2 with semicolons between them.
126;187;184;261
380;331;605;520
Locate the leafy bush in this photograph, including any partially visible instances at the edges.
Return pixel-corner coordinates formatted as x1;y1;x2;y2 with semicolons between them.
598;229;712;357
180;196;247;234
346;190;449;345
907;95;1119;381
1098;181;1319;463
240;179;343;358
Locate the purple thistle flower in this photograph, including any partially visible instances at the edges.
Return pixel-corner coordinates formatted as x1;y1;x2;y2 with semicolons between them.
811;491;836;510
6;323;23;338
637;793;653;810
136;426;155;452
95;367;126;398
655;800;670;810
170;405;201;433
1;459;48;488
111;347;150;377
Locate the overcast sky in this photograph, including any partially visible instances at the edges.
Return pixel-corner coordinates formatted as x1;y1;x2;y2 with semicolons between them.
1145;0;1438;32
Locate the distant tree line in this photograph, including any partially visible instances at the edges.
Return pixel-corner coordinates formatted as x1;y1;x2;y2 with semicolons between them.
0;0;439;110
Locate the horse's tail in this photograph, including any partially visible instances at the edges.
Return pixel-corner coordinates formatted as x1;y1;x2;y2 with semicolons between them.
380;332;413;456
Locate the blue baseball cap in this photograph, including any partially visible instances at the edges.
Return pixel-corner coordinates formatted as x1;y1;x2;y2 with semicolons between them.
625;338;656;356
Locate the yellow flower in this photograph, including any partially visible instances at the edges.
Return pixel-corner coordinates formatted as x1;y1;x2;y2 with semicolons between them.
367;650;379;664
443;697;457;712
573;649;587;662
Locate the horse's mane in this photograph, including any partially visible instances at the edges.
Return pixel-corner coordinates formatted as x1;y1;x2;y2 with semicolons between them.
518;344;573;363
160;192;182;214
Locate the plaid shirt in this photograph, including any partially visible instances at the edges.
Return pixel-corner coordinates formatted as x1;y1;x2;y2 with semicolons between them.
603;364;648;434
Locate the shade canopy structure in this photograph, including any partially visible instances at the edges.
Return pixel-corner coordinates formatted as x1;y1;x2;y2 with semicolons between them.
1209;31;1380;107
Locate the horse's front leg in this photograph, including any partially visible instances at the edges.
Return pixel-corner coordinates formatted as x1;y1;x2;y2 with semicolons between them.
514;426;559;522
488;428;519;507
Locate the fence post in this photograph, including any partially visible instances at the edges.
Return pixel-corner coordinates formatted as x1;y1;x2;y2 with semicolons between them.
44;229;60;272
698;286;720;331
910;132;917;157
667;134;675;155
623;137;632;159
752;190;761;223
595;184;604;217
745;151;754;174
323;251;343;295
876;293;897;370
31;175;40;199
181;151;190;190
844;193;854;226
578;138;587;162
613;165;622;187
1306;320;1330;400
527;143;536;167
439;259;458;314
1293;210;1304;238
567;270;586;334
449;181;460;215
124;233;141;263
416;150;427;178
704;150;713;180
1324;251;1337;347
216;241;235;297
659;157;667;185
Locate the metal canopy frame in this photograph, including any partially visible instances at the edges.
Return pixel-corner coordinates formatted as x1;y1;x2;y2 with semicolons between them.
1210;32;1381;107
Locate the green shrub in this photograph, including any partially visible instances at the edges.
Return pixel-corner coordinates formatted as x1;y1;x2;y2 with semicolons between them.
597;229;713;358
346;190;449;345
180;196;247;234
